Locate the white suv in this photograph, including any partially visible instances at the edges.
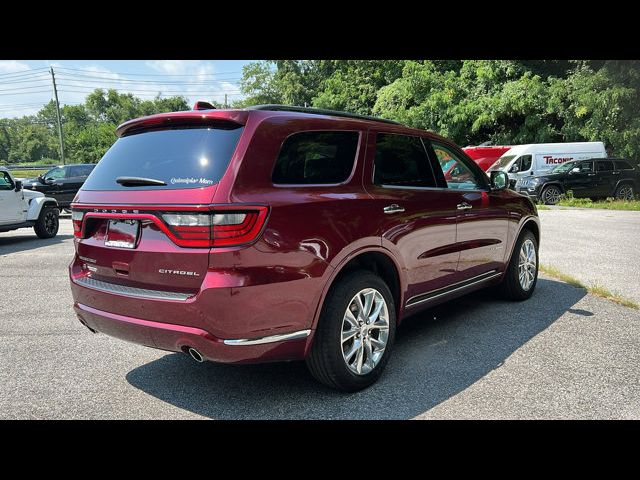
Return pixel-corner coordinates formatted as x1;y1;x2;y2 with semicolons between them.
0;167;60;238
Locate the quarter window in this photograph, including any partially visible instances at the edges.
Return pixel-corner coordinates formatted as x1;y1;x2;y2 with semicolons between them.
615;160;633;170
272;131;359;185
373;134;436;187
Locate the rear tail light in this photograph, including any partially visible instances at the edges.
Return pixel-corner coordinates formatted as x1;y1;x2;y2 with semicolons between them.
161;207;268;247
71;210;84;238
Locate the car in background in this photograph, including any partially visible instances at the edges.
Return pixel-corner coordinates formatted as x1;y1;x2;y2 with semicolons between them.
0;167;60;238
23;164;96;210
515;158;639;204
462;145;512;171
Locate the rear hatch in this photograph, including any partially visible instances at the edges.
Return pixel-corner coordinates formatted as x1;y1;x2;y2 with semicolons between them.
71;121;245;295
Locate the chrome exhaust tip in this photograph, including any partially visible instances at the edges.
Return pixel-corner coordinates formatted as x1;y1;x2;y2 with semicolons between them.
187;347;204;363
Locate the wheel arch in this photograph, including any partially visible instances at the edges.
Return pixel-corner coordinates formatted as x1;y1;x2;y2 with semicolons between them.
505;216;541;268
308;247;406;347
26;197;58;221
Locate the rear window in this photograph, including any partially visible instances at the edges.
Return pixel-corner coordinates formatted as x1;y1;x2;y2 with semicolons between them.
272;131;359;185
82;126;243;190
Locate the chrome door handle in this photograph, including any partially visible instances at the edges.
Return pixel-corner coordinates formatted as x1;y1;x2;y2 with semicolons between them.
383;204;405;214
587;173;596;176
457;202;473;210
612;171;621;175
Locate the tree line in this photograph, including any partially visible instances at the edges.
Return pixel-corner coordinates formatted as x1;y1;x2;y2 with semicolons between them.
1;60;639;164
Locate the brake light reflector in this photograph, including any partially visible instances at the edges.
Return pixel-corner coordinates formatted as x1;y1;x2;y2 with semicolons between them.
71;210;84;238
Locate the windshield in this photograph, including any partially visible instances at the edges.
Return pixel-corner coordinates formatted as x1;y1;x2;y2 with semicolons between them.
551;161;576;173
493;155;516;169
82;126;244;191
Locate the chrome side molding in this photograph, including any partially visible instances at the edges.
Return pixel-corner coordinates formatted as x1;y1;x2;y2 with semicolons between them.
223;329;311;346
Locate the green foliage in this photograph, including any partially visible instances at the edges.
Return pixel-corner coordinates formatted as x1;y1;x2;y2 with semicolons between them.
3;61;640;164
0;90;189;164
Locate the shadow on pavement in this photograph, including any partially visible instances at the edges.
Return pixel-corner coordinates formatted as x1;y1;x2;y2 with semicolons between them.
126;277;586;419
0;232;73;255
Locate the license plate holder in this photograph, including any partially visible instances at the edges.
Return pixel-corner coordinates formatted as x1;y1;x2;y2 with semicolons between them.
105;219;140;249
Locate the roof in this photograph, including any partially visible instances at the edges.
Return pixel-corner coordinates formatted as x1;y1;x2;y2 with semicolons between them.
116;104;407;137
245;104;402;126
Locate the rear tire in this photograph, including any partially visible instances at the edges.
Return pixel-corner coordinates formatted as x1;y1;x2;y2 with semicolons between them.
541;185;562;205
499;229;538;301
306;270;396;392
34;206;59;239
614;183;634;201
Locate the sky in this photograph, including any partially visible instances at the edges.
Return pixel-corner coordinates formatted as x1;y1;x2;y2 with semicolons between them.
0;60;254;118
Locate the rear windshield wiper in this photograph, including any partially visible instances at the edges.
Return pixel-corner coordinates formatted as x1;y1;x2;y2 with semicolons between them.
116;176;167;187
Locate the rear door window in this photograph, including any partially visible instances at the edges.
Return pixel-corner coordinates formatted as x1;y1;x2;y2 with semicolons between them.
272;131;359;185
597;160;614;172
82;126;244;190
373;133;436;188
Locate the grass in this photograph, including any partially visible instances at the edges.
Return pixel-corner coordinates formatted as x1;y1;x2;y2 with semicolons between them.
539;263;639;309
556;193;640;211
10;170;48;178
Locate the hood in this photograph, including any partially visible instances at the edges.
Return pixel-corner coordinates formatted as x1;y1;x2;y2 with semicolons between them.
22;188;45;200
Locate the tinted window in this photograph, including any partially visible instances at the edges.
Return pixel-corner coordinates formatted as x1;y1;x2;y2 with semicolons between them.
69;165;95;177
0;171;14;191
272;131;359;185
44;167;66;180
577;161;593;172
615;160;633;170
432;142;485;190
82;126;243;191
597;161;614;172
373;134;436;187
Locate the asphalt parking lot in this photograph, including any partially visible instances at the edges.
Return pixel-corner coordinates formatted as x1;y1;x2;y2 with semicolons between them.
1;213;639;419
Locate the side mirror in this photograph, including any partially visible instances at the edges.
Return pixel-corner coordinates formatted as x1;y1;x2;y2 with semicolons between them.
490;170;509;191
14;180;22;192
38;174;45;183
571;167;580;173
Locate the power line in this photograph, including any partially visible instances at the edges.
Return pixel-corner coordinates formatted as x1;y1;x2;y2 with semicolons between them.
0;67;50;79
57;85;241;95
0;83;52;93
54;66;243;77
0;74;53;85
54;74;242;86
0;90;53;96
55;71;241;83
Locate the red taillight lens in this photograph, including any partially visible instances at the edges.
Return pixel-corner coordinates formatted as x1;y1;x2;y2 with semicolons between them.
161;207;268;247
71;210;84;238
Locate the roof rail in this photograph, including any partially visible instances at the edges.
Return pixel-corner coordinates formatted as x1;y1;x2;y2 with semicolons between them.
245;104;402;125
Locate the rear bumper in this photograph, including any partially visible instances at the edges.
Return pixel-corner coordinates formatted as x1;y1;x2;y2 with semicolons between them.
74;302;311;364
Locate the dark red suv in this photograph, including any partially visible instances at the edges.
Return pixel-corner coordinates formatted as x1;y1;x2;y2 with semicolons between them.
69;105;540;391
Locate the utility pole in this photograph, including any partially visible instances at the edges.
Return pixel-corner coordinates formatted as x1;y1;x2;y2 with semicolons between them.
224;94;228;108
50;67;65;165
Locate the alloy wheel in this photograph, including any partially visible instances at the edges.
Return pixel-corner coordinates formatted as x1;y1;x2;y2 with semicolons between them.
544;186;562;204
341;288;390;375
617;185;634;201
518;238;537;291
44;211;58;235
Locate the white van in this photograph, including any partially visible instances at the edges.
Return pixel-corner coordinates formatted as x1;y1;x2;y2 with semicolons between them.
488;142;607;183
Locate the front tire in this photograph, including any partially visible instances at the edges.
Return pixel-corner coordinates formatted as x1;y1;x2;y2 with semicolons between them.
306;270;396;392
499;229;539;301
34;207;59;239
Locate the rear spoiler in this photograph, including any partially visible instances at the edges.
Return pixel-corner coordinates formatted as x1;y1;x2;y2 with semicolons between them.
116;111;249;138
